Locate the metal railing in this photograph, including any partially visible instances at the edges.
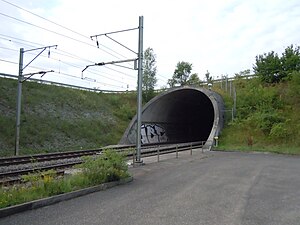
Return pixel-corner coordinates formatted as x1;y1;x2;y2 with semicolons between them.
131;140;213;165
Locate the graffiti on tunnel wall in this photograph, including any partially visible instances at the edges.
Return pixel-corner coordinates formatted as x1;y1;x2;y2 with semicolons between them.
141;124;168;144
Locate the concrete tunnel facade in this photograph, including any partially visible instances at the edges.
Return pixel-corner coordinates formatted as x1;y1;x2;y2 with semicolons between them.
119;87;224;148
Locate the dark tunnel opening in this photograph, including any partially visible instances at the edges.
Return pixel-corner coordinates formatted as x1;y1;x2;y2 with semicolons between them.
165;90;214;143
120;88;218;145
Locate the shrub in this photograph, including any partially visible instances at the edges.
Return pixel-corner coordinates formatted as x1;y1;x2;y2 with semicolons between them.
0;150;129;208
270;122;288;139
79;150;129;185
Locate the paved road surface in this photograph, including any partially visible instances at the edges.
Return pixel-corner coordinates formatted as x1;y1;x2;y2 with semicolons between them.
1;150;300;225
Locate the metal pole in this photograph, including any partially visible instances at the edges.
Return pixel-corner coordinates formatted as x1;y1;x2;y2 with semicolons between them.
136;16;143;163
225;76;228;92
15;48;24;156
233;85;237;117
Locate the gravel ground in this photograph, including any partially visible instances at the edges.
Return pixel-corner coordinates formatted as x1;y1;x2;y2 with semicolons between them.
0;157;82;174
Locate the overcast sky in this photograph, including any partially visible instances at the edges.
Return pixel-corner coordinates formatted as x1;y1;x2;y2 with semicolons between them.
0;0;299;91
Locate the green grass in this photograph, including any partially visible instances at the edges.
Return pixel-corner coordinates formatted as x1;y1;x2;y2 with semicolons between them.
0;150;129;208
215;72;300;154
0;78;137;156
1;73;300;156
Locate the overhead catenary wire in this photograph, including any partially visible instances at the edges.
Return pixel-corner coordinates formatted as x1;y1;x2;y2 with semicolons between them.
0;12;127;60
0;4;164;91
0;56;129;89
51;58;133;85
0;0;88;39
0;37;168;84
0;46;136;88
0;0;132;60
0;35;136;85
104;65;136;79
0;58;18;65
0;57;163;90
0;34;95;64
0;41;166;89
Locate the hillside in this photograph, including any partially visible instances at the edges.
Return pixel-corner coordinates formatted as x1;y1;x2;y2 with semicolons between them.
1;73;300;157
0;77;136;156
216;72;300;154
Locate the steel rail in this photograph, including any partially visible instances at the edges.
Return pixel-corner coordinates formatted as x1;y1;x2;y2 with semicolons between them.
0;141;205;167
0;141;208;184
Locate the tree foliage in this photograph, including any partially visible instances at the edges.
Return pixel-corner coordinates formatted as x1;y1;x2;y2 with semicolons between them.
142;47;157;102
168;61;193;87
234;69;251;79
187;73;201;86
253;45;300;83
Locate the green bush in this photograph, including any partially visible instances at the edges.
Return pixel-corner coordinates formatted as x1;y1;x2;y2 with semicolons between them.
251;111;284;134
0;150;129;208
270;122;288;139
114;103;135;121
218;74;300;152
80;150;129;185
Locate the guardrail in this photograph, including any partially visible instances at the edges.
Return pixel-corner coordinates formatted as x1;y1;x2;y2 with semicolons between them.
0;73;131;94
130;140;213;165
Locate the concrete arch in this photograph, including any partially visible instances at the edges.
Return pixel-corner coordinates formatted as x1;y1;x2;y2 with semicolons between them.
119;87;224;149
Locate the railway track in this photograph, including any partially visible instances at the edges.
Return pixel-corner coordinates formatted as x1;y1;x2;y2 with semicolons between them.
0;141;207;185
0;145;133;167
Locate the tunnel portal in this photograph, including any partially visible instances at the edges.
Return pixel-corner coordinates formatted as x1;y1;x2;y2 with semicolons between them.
119;87;224;147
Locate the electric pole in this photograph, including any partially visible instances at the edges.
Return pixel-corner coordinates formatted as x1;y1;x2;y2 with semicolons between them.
87;16;144;164
136;16;143;163
15;48;24;156
15;45;57;156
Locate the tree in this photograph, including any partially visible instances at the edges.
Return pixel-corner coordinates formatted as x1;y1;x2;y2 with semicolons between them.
187;73;201;86
168;61;193;87
142;47;157;102
281;44;300;76
234;69;251;79
253;45;300;83
253;51;282;83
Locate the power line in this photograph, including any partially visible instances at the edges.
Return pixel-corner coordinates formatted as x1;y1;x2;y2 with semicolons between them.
0;44;164;85
51;71;126;89
49;57;131;85
0;7;141;90
0;34;95;65
0;12;125;59
53;49;94;64
104;65;136;79
0;58;18;65
0;35;37;49
0;46;19;52
0;42;135;86
1;57;161;89
0;1;131;60
0;0;87;39
0;33;43;47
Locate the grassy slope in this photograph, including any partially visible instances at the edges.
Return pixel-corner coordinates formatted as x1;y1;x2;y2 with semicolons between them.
0;78;136;156
216;72;300;154
1;73;299;156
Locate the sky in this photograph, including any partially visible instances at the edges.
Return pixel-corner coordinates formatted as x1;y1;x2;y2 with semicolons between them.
0;0;299;91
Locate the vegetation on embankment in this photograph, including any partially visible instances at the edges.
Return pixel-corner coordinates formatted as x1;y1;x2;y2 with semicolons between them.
216;72;300;154
0;78;136;156
0;150;129;208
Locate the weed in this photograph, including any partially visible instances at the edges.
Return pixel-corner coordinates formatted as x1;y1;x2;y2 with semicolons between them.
0;150;129;208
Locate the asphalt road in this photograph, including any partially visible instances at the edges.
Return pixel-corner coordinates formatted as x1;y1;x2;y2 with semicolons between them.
1;150;300;225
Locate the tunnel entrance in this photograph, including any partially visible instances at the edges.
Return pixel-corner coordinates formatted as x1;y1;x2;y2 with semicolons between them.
120;87;224;146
